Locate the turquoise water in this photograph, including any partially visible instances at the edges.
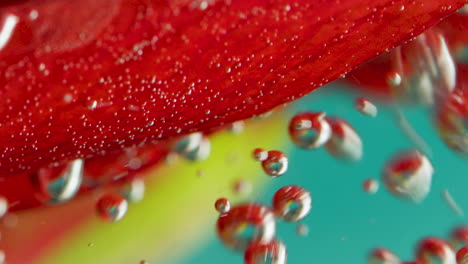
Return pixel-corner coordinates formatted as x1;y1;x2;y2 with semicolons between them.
178;84;467;264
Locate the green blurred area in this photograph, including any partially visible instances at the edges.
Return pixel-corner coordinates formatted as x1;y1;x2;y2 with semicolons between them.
177;84;467;264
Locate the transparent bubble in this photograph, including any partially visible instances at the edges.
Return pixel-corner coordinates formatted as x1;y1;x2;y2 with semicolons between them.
434;89;467;157
272;185;312;222
325;117;363;162
184;136;211;161
233;180;252;196
96;193;128;222
416;237;456;264
382;150;433;203
288;112;331;149
216;203;276;251
450;226;468;250
215;198;231;214
0;196;8;218
368;248;400;264
173;132;203;154
355;97;378;117
229;121;245;134
457;246;468;264
121;178;145;203
261;151;288;177
253;148;268;162
31;159;84;204
363;179;379;194
390;30;456;105
244;239;287;264
296;223;309;237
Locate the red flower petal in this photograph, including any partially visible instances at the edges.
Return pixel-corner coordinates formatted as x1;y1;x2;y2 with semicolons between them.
0;0;464;176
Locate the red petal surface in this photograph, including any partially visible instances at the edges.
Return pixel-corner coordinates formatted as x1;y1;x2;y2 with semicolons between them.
0;0;465;175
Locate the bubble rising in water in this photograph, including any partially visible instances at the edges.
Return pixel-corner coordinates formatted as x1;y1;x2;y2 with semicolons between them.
416;237;456;264
272;185;312;222
216;203;276;252
457;246;468;264
288;112;331;149
325;117;363;162
382;150;433;203
368;248;400;264
434;89;468;158
31;159;84;204
121;178;145;203
244;239;287;264
96;193;128;222
215;198;231;214
261;150;288;177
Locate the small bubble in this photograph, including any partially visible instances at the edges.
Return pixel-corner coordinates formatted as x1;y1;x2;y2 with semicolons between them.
386;71;402;87
217;203;276;251
367;248;400;264
289;112;331;149
457;246;468;264
184;136;211;161
244;239;287;264
272;185;312;222
96;193;128;222
233;180;252;196
325;117;363;162
31;159;84;204
215;198;231;214
355;97;378;117
416;237;456;264
296;223;309;237
434;89;467;157
121;179;145;203
363;179;379;194
0;197;8;218
252;148;268;161
29;9;39;20
382;150;433;203
229;121;245;134
261;150;288;177
449;226;468;250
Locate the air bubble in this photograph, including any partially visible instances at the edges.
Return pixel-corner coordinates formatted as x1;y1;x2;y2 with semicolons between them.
121;178;145;203
363;179;379;194
289;112;331;149
244;239;287;264
457;246;468;264
325;117;363;162
96;193;128;222
368;248;400;264
355;97;378;117
272;185;311;222
252;148;268;161
215;198;231;214
31;159;84;204
382;150;433;203
261;150;288;177
0;196;7;218
416;237;456;264
217;203;276;251
434;89;467;157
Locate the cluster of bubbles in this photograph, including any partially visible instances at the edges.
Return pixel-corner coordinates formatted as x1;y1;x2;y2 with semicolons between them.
25;155;149;223
368;225;468;264
288;111;363;162
215;185;311;264
383;29;466;158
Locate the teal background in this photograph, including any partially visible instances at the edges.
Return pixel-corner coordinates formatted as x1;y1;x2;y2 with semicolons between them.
177;84;467;264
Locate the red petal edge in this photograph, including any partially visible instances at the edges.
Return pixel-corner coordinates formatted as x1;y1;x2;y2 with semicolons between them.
0;0;465;175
